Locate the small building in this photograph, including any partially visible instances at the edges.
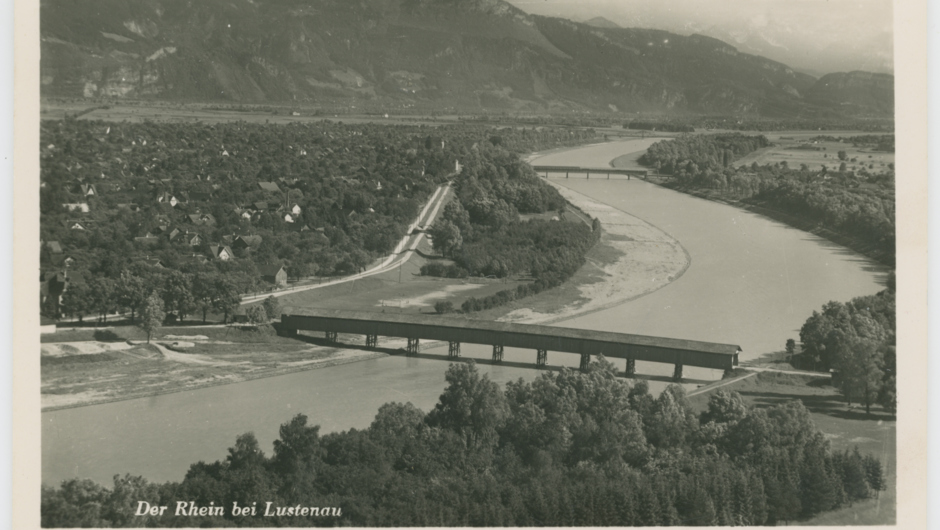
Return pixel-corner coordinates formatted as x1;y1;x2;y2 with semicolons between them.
46;241;63;254
208;244;234;261
62;203;90;213
258;181;281;193
188;213;217;226
80;184;98;197
260;264;288;287
233;235;263;250
157;192;180;207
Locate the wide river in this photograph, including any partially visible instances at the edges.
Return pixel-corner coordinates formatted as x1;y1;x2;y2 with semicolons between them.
42;139;888;486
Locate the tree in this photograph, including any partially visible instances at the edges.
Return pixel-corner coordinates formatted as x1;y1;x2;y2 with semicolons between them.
211;277;242;324
434;301;454;314
138;293;165;344
115;272;147;323
837;150;848;161
60;281;92;322
785;338;797;357
426;361;509;449
246;305;267;325
262;295;280;322
161;270;195;322
429;219;462;258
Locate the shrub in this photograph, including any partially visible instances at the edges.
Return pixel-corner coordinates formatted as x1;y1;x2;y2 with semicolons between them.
434;301;454;314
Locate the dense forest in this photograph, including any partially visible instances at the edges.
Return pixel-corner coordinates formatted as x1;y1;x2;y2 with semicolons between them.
40;119;597;320
41;360;886;527
798;277;896;413
640;134;895;263
419;149;601;312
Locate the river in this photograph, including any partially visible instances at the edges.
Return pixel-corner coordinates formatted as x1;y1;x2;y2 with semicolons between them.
42;138;888;486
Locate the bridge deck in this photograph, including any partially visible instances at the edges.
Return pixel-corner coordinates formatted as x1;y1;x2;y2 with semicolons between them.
281;309;740;371
531;165;648;176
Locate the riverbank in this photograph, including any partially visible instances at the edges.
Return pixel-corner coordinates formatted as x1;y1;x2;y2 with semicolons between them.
41;327;391;411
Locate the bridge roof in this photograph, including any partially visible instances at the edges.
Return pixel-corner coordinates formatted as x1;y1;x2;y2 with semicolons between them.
283;308;741;356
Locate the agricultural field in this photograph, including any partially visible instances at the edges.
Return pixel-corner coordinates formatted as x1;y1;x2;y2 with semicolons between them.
735;132;894;173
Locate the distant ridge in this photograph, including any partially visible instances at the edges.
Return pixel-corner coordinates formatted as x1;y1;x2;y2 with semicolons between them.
583;16;621;29
39;0;893;117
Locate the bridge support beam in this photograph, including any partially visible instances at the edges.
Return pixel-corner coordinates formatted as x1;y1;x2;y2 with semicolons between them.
492;345;504;362
448;341;461;358
325;331;338;343
565;171;569;178
625;358;636;377
536;349;547;367
586;171;589;179
365;334;377;348
407;338;419;355
579;353;591;372
673;363;683;382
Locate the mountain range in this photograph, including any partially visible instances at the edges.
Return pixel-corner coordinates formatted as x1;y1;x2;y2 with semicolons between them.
39;0;894;117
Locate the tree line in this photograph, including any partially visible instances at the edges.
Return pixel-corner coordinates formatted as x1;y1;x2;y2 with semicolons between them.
641;133;895;263
420;146;601;312
42;360;885;527
797;277;896;414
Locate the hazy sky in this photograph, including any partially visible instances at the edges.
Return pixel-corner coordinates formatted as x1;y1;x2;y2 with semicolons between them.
507;0;893;76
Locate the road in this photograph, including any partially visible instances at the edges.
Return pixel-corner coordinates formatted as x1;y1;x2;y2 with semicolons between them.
240;183;452;304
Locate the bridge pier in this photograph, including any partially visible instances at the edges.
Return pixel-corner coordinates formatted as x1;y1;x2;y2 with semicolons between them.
673;363;683;382
566;171;569;178
586;171;589;179
625;358;636;377
579;353;591;372
536;349;547;367
448;341;461;358
365;334;378;348
407;338;419;355
325;331;338;343
492;345;504;362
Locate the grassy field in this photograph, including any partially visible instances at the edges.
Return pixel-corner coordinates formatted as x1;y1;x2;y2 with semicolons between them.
688;371;896;526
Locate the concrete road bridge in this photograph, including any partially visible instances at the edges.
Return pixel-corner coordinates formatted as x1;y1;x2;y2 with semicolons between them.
531;165;648;179
280;309;740;381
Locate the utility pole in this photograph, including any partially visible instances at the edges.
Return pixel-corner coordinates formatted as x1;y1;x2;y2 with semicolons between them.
398;259;403;283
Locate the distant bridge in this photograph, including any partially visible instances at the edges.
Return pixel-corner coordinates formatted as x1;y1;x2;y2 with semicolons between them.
280;309;740;381
531;165;648;179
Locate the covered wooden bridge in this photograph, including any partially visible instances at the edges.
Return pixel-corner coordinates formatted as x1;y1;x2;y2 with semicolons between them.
531;165;648;179
280;309;740;381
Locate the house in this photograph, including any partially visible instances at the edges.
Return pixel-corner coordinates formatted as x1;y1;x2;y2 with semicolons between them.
80;184;98;197
234;208;253;221
46;241;63;254
257;181;281;193
157;192;180;207
259;264;288;287
140;257;165;268
50;254;76;268
208;244;234;261
290;204;302;216
65;220;88;230
253;201;269;212
189;191;212;202
284;213;295;223
233;235;263;250
188;213;217;226
62;203;90;213
134;234;160;247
